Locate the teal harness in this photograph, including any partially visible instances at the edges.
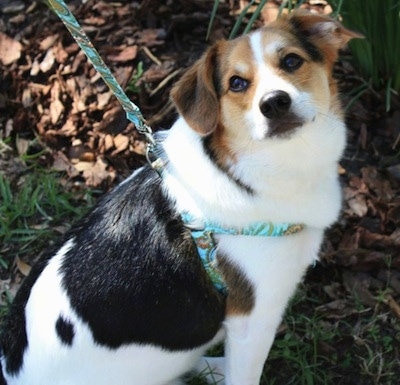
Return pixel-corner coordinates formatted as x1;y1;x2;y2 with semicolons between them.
181;212;304;294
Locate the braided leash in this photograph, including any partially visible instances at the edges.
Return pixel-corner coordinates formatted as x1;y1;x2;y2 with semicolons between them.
47;0;157;159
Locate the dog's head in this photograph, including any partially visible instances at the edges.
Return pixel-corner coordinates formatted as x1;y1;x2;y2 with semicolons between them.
171;10;362;149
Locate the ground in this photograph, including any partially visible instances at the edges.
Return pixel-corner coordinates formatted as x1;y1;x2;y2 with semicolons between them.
0;1;400;384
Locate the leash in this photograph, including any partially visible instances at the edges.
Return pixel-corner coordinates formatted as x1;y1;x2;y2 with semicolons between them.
47;0;158;165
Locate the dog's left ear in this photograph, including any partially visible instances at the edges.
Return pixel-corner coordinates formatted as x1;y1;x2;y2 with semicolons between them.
171;43;223;136
288;10;364;63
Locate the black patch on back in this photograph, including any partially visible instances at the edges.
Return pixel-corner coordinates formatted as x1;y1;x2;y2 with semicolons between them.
202;136;254;195
55;316;75;346
288;19;324;63
60;165;225;350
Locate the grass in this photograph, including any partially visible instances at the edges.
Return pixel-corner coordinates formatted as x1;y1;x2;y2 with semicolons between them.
126;61;145;94
0;161;96;316
328;0;400;112
0;166;95;270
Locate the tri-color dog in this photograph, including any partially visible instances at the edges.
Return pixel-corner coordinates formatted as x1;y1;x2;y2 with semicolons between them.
0;10;361;385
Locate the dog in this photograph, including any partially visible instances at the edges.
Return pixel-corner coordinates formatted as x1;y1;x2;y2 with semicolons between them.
0;10;361;385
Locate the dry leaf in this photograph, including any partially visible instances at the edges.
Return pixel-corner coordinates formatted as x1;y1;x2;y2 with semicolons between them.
16;257;31;277
39;35;58;51
75;161;94;172
105;134;114;151
52;151;80;178
345;192;368;217
22;88;32;108
342;271;377;307
50;82;64;124
82;157;115;186
316;299;360;319
112;134;129;154
107;46;138;62
16;137;29;156
50;98;64;125
39;48;55;73
0;32;22;65
386;294;400;319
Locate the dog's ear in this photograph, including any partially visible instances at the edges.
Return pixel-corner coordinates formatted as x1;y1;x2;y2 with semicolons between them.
171;43;223;136
287;10;364;63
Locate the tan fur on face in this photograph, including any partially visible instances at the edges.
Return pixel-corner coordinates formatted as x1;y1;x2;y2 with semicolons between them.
170;10;362;167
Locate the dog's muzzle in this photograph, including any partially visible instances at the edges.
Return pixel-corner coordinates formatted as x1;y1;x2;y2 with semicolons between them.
259;90;304;136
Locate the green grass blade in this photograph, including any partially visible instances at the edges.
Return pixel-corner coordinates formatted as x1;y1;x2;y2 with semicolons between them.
206;0;221;41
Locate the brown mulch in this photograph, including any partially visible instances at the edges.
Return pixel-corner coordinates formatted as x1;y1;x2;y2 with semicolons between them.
1;0;400;381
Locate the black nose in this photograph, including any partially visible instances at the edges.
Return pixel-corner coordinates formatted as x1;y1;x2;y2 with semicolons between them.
259;91;291;119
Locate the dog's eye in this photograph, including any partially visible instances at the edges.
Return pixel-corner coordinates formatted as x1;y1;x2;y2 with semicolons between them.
282;54;304;72
229;76;249;92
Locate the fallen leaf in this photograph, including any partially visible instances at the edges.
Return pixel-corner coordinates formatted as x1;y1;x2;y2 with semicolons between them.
105;134;114;151
52;151;79;177
75;161;95;172
316;299;361;319
50;99;64;125
16;257;31;277
134;29;166;46
107;46;138;62
22;88;32;108
16;137;29;156
361;166;394;202
39;48;55;73
49;81;64;124
112;134;129;154
39;35;58;51
344;188;368;217
97;91;112;109
0;32;22;65
385;294;400;319
342;271;377;307
59;117;77;137
82;157;115;186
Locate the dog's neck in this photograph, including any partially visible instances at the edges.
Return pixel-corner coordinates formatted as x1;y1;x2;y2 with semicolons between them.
153;121;302;230
158;114;344;230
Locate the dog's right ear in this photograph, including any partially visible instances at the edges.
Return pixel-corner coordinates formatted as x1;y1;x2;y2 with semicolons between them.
170;43;223;136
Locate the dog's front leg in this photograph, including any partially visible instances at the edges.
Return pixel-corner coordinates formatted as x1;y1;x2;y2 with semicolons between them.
223;307;283;385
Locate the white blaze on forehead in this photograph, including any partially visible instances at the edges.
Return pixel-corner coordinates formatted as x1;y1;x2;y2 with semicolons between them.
249;31;264;66
248;30;295;97
249;30;282;67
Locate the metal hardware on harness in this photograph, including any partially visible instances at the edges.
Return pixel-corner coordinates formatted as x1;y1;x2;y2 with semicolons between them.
47;0;157;160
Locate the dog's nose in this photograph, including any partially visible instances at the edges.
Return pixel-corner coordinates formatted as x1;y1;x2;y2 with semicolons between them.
259;91;291;119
